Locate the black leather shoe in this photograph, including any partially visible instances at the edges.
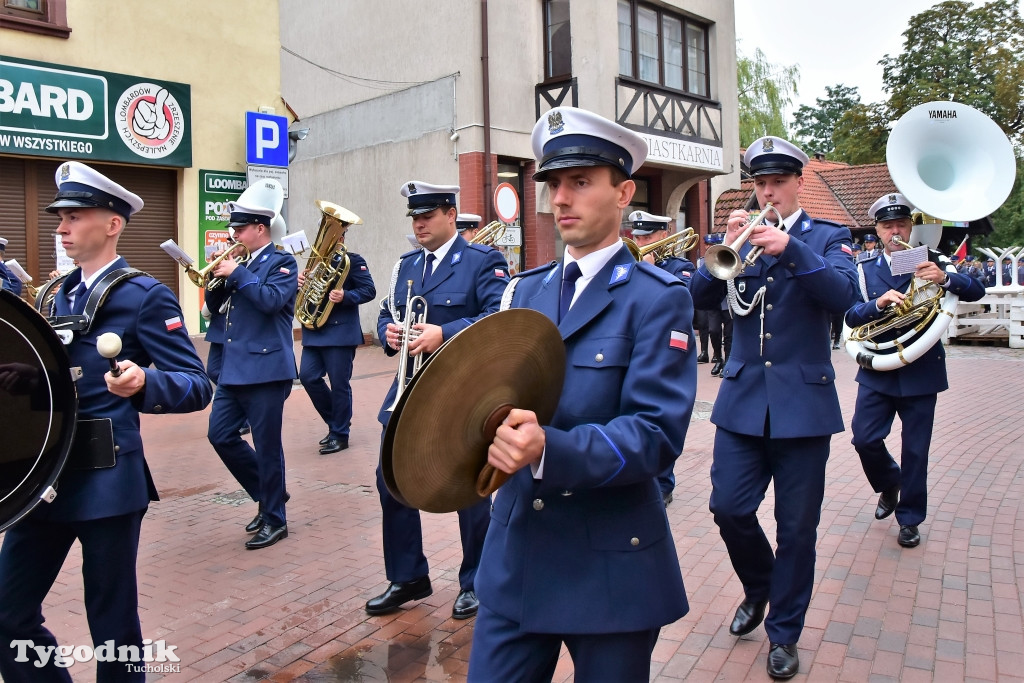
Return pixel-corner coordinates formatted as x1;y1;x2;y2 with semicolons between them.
319;434;332;446
662;491;673;506
365;577;433;615
239;423;251;435
245;512;263;533
711;361;724;377
898;524;921;548
729;600;767;636
767;642;799;679
696;352;709;364
319;437;348;454
832;341;841;349
875;485;899;520
245;523;288;549
452;588;479;619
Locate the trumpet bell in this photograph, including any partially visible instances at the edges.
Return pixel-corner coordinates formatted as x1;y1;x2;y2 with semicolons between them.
703;244;744;280
886;101;1016;222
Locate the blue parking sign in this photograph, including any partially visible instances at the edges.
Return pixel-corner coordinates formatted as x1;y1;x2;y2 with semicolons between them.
245;112;289;167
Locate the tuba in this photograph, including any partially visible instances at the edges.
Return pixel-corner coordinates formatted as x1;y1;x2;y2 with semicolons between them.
295;200;363;329
845;101;1016;370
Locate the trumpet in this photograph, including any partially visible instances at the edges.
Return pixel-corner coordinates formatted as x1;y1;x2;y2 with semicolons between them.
386;279;429;412
469;220;506;247
705;203;786;280
164;241;251;290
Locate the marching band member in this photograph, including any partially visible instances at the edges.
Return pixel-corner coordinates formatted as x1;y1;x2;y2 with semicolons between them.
456;212;483;242
0;237;23;295
0;162;212;682
367;181;509;620
689;137;858;680
297;228;376;455
468;107;697;681
628;210;695;505
205;180;298;550
847;193;985;549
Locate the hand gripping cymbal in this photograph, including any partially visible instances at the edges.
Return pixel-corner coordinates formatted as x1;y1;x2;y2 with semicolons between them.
382;309;565;513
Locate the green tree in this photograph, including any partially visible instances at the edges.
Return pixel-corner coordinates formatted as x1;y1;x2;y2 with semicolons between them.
831;103;890;165
791;84;861;156
988;155;1024;247
737;47;799;147
880;0;1024;141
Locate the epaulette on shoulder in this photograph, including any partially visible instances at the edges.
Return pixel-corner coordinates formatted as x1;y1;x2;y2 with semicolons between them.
399;247;423;259
513;261;559;280
813;218;847;230
465;243;495;255
635;261;679;286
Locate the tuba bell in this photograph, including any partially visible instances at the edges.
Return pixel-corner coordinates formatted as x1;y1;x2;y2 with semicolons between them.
295;200;363;329
845;101;1017;370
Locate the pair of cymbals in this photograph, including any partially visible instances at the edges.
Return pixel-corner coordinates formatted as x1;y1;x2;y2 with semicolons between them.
382;308;565;513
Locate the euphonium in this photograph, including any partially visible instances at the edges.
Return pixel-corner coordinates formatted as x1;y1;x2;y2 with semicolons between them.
469;220;506;247
704;203;786;280
386;280;429;412
635;228;698;261
295;200;363;329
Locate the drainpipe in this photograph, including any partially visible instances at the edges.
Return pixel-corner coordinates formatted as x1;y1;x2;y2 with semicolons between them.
481;0;493;217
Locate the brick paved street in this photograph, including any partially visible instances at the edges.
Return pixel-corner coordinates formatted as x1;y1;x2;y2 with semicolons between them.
7;340;1024;682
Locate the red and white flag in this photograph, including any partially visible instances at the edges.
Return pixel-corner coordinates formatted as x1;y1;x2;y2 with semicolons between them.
841;244;853;256
279;267;291;275
165;316;183;331
954;236;968;263
669;330;689;351
494;269;506;278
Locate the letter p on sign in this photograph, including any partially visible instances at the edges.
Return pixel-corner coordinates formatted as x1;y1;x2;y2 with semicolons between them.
246;112;289;167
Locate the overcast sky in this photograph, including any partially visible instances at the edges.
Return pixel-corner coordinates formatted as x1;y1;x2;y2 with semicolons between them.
733;0;1024;113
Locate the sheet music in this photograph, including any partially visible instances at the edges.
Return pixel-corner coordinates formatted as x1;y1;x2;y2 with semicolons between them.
160;239;194;265
280;232;309;254
54;234;75;273
890;245;928;276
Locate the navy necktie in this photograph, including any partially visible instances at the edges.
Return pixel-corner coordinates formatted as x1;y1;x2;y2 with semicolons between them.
71;282;88;315
559;261;582;322
422;253;436;288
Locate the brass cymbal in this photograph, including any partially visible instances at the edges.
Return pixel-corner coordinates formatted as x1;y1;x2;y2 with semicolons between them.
382;308;565;513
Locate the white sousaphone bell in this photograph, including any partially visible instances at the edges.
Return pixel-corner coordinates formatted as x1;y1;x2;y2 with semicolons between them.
845;101;1017;371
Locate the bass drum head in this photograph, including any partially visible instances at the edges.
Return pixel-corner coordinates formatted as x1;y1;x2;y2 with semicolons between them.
0;289;77;532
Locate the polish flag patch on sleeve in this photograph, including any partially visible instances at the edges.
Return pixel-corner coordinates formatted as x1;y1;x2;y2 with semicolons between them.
841;244;853;255
165;316;183;331
494;269;506;278
279;267;291;275
360;265;367;270
669;330;689;350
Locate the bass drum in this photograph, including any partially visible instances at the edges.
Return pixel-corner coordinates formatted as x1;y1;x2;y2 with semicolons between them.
0;289;77;532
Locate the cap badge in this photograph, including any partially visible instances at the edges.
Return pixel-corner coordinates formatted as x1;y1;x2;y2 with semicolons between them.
59;163;71;182
762;138;775;153
888;194;898;204
407;183;417;195
547;111;565;135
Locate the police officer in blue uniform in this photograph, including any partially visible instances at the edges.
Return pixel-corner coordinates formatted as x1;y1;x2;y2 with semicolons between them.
629;209;694;505
858;233;880;263
689;136;859;680
847;193;985;549
0;237;23;295
468;107;697;682
456;212;483;242
983;258;997;287
0;161;212;683
206;179;298;550
367;181;509;620
298;222;376;454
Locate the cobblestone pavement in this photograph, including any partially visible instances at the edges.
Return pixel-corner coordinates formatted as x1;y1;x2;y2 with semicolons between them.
8;340;1024;682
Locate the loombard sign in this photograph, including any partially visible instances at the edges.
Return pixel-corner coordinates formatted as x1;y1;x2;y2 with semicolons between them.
0;55;191;166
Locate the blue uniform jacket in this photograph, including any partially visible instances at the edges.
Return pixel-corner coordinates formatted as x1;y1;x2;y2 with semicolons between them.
475;244;696;634
0;262;23;295
689;212;859;438
658;255;695;287
205;244;298;386
300;252;376;347
845;252;985;396
376;237;509;424
44;258;212;522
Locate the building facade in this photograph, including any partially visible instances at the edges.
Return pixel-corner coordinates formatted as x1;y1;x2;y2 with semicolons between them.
280;0;739;335
1;0;284;330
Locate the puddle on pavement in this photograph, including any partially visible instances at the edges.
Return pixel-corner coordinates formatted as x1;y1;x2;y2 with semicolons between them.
297;631;462;682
